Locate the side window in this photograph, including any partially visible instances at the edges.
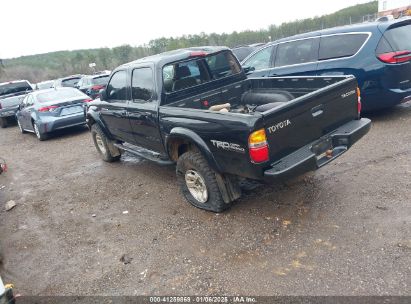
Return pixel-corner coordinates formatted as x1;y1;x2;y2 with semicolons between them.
132;67;154;102
275;38;318;67
243;45;274;70
319;34;368;60
106;71;127;102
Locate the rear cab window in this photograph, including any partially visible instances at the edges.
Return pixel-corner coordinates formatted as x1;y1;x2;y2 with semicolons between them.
162;50;241;93
319;33;369;60
0;81;32;96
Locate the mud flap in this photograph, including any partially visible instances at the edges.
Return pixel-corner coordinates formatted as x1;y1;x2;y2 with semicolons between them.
107;140;121;157
215;173;242;204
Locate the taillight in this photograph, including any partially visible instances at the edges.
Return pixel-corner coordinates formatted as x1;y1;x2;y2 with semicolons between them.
83;98;93;102
91;85;104;91
377;50;411;64
357;87;361;117
248;129;269;163
38;106;58;112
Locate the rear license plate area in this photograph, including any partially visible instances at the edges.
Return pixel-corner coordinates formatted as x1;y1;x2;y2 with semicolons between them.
60;106;83;116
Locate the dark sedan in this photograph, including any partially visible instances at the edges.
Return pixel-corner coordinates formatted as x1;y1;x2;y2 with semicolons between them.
77;73;110;99
16;87;92;140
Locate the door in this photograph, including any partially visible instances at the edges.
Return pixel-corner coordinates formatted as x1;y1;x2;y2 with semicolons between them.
127;67;164;153
20;95;35;130
268;37;319;77
100;70;134;142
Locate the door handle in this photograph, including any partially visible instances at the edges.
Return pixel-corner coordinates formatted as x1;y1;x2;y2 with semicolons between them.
311;104;324;117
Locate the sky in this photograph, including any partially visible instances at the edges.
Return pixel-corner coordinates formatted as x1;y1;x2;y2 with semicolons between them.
1;0;373;59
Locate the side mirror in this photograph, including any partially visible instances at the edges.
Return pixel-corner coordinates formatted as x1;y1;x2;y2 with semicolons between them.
18;104;24;110
99;89;107;101
243;66;255;75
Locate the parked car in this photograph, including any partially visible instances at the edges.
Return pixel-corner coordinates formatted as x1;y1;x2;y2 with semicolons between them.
232;43;266;62
53;75;83;88
16;87;92;140
35;80;54;90
85;47;370;212
0;80;33;128
242;17;411;111
76;73;110;99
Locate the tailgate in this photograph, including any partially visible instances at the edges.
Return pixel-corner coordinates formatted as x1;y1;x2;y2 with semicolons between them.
261;77;359;161
0;95;25;108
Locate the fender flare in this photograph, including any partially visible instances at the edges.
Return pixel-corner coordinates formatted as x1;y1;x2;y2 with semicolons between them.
86;109;114;140
166;127;222;173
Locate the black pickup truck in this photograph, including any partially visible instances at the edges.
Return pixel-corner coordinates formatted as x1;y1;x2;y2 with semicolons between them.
86;47;371;212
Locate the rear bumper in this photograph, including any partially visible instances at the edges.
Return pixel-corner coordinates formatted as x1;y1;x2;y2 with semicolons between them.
37;112;86;133
263;118;371;181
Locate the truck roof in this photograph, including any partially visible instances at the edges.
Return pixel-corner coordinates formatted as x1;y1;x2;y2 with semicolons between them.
119;46;230;69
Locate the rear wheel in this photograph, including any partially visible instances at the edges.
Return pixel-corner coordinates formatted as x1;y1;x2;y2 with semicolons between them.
91;124;121;162
0;117;8;128
33;122;47;141
176;151;231;212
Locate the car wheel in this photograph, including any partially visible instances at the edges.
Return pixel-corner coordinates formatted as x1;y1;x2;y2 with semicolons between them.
33;122;47;141
0;117;8;128
17;119;27;134
91;124;121;162
176;151;231;212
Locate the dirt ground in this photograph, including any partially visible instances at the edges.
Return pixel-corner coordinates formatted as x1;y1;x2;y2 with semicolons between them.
0;104;410;296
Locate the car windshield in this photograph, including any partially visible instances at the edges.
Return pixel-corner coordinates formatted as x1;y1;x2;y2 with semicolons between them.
36;89;86;103
92;75;109;85
61;78;81;87
0;82;32;96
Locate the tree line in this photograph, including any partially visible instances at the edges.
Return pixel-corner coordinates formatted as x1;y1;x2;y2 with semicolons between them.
0;1;377;83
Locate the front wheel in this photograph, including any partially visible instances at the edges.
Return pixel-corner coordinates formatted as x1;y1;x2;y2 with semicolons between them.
176;151;231;212
91;124;121;162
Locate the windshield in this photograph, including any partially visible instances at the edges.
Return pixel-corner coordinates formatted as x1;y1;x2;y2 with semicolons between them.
0;81;32;96
92;75;109;85
61;78;81;87
36;89;86;103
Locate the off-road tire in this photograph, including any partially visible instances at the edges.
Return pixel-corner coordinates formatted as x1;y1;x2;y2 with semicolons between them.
176;151;231;212
0;117;8;128
91;124;121;162
33;121;48;141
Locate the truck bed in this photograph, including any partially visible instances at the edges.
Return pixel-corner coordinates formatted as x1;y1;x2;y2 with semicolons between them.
162;75;361;179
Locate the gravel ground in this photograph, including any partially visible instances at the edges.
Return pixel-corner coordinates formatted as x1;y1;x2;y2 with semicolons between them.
0;104;410;296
